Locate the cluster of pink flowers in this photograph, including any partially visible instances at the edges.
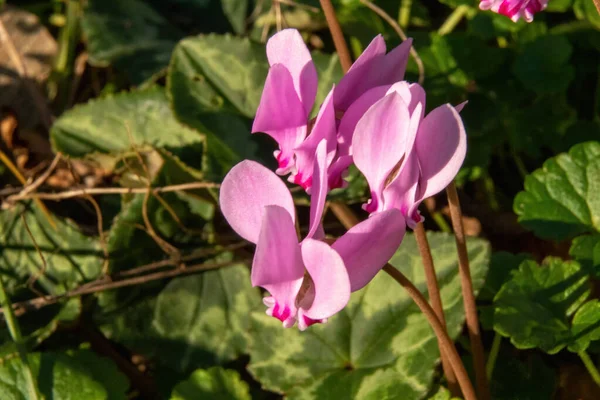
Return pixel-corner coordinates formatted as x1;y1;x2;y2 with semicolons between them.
219;30;466;330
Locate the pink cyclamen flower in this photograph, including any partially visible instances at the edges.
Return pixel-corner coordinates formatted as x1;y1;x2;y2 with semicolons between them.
252;28;412;192
352;81;467;228
219;140;406;329
479;0;548;22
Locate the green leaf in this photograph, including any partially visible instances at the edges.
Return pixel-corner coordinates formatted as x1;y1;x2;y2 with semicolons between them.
574;0;600;30
82;0;182;83
101;257;261;373
568;300;600;353
514;141;600;240
493;257;590;354
0;203;103;296
0;350;128;400
479;252;532;301
170;367;251;400
512;35;575;94
570;233;600;276
168;34;268;119
221;0;248;34
546;0;573;12
51;87;203;162
248;232;490;399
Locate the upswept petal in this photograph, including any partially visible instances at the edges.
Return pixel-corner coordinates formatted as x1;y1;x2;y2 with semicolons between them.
299;239;351;321
266;29;318;114
454;101;468;113
374;39;412;87
334;35;386;111
337;85;390;157
252;206;304;328
291;88;336;190
220;160;295;243
353;92;411;213
415;104;467;200
252;64;308;173
332;209;405;292
306;140;329;239
383;153;422;228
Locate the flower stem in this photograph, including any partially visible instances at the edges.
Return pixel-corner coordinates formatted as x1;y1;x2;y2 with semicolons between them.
414;222;460;396
399;0;412;28
486;333;501;379
593;0;600;17
319;0;352;72
0;276;40;400
446;181;490;400
438;5;470;36
580;350;600;387
382;264;477;400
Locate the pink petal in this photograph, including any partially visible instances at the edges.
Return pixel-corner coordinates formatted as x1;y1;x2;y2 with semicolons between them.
334;35;386;111
375;38;412;86
386;81;426;121
334;38;413;112
290;87;337;190
299;239;350;320
332;209;406;292
220;160;295;243
306;140;329;239
415;104;467;200
353;92;411;213
337;85;390;158
454;101;468;113
252;64;308;173
252;205;304;327
266;29;318;115
383;152;422;228
327;155;353;190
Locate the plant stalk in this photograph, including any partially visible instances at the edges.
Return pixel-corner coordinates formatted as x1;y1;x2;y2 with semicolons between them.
382;264;477;400
486;333;502;379
438;5;470;36
0;276;40;400
399;0;412;28
580;350;600;387
319;0;352;71
414;222;460;396
446;181;490;400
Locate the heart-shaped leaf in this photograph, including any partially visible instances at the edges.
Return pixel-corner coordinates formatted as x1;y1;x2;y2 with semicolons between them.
0;202;103;296
50;87;204;167
247;232;490;399
170;367;250;400
493;257;590;354
0;350;128;400
514;141;600;240
568;299;600;353
101;255;261;373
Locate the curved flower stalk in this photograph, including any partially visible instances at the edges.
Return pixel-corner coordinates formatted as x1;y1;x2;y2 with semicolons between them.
219;141;406;330
479;0;548;22
353;82;467;228
252;28;412;192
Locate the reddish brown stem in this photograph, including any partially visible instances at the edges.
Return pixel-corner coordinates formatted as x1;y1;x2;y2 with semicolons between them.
319;0;353;72
446;181;490;400
414;222;460;396
382;264;477;400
